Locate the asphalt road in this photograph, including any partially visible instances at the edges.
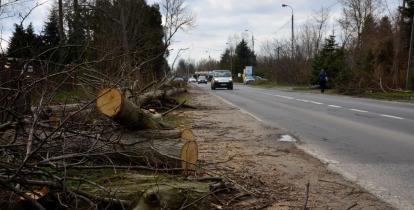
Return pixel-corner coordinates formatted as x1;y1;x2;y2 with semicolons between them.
195;83;414;209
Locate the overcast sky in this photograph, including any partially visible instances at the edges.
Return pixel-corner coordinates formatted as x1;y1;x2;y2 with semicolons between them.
1;0;402;64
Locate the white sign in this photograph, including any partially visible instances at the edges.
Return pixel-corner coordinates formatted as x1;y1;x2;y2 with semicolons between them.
244;66;253;76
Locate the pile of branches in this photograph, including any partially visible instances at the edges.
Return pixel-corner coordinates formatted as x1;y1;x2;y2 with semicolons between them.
0;61;213;209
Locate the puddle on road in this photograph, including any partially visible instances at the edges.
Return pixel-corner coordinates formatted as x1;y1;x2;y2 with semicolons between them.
278;134;297;142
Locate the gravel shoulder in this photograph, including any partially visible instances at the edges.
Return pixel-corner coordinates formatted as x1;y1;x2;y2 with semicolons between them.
181;86;393;209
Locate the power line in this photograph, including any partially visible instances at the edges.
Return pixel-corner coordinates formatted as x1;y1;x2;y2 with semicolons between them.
272;19;292;35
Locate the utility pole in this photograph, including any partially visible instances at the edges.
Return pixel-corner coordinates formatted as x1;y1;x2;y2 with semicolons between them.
251;33;254;53
406;13;414;90
245;29;255;53
282;4;294;58
291;12;294;57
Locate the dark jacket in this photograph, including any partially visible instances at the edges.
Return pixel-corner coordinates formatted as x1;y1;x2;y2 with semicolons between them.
319;70;327;82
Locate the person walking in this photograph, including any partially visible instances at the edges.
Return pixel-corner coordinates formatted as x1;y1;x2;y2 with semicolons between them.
319;69;328;93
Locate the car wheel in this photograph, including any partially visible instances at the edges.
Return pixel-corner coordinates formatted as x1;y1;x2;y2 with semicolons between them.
228;86;233;90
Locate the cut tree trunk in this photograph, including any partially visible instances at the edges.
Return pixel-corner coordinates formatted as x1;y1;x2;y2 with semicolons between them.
36;130;199;169
96;88;161;129
136;88;186;106
78;173;209;210
118;131;198;169
95;88;198;169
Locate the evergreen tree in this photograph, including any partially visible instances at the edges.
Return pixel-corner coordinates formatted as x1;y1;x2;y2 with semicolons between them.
7;24;27;58
42;8;60;48
66;0;90;63
375;16;394;74
358;14;376;76
91;0;167;79
233;39;256;75
7;23;41;59
312;35;346;86
219;49;231;70
137;3;166;79
41;8;61;62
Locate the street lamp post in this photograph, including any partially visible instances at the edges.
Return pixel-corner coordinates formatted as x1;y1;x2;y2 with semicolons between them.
245;29;255;53
282;4;294;58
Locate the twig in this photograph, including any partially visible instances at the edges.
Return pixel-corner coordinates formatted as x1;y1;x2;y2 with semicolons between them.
162;99;186;116
0;121;12;130
302;182;310;210
318;179;354;189
226;193;251;206
182;104;197;109
66;165;187;172
0;179;46;210
194;177;223;182
247;202;272;210
179;189;225;210
345;203;358;210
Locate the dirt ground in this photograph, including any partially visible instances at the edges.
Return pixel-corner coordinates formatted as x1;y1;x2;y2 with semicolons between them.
178;87;394;210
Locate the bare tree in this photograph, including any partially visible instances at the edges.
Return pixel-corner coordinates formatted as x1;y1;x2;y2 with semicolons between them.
313;7;330;53
340;0;382;47
160;0;195;50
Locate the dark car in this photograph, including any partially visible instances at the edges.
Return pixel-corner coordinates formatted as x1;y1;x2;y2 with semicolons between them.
197;75;208;84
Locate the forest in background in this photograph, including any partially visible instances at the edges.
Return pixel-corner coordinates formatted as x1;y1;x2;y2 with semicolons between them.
176;0;414;94
3;0;194;93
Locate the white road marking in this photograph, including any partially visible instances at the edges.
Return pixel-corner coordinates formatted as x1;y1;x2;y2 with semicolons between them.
260;91;407;122
262;93;274;97
380;114;404;120
349;109;368;113
309;101;324;105
328;105;342;108
278;95;294;100
263;93;294;100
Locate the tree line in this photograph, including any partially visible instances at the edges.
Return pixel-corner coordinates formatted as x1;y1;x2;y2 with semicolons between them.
175;38;257;81
259;0;414;93
4;0;193;90
179;0;414;93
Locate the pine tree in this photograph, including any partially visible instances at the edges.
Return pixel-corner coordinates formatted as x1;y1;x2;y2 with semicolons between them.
375;16;394;73
219;49;231;70
7;23;41;59
234;39;256;75
312;35;346;86
91;0;168;79
358;14;376;75
42;8;60;48
41;8;62;62
7;24;27;58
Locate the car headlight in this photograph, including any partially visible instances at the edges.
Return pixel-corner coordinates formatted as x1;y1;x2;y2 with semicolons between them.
229;78;233;82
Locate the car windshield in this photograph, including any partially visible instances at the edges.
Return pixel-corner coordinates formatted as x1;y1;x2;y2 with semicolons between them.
199;76;206;79
214;71;231;77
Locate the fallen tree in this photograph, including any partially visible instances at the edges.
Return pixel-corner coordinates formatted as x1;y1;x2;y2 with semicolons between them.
96;87;187;130
96;88;163;129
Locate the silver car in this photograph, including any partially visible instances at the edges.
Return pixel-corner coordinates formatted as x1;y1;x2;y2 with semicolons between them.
211;70;233;90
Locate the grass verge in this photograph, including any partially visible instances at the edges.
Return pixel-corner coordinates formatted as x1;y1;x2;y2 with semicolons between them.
361;91;414;101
